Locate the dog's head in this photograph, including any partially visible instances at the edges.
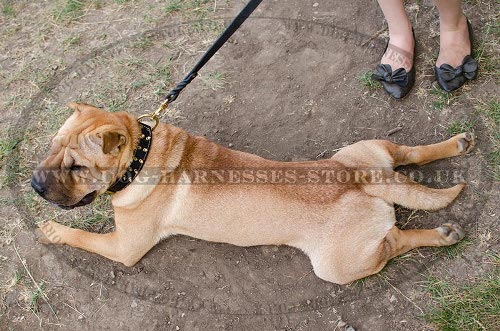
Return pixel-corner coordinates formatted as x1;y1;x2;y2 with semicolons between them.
31;103;137;209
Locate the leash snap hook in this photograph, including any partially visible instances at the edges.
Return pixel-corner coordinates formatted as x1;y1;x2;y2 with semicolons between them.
137;113;159;130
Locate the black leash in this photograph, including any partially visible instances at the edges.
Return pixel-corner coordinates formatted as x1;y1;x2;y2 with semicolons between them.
164;0;263;104
112;0;263;192
138;0;263;129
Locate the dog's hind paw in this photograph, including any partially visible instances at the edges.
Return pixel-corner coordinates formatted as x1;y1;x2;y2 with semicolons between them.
456;132;475;154
437;223;465;245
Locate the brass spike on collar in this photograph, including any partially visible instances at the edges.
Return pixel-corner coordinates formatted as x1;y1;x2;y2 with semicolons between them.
107;122;152;194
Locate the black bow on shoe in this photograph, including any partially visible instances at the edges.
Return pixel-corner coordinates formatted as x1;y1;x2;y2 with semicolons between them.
372;64;409;87
438;55;478;82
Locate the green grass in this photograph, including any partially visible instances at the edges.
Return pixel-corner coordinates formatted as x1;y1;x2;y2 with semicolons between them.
436;237;472;259
473;21;499;76
28;282;46;313
424;271;500;330
132;35;154;49
2;1;14;16
164;0;212;19
358;71;380;90
63;35;81;48
431;85;456;110
202;71;226;90
53;0;84;22
481;100;500;126
13;270;23;285
478;100;500;180
0;136;23;164
153;61;173;96
165;0;184;14
447;119;475;135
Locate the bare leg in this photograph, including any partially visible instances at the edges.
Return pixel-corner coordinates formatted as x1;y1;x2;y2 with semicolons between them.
434;0;470;67
376;0;414;71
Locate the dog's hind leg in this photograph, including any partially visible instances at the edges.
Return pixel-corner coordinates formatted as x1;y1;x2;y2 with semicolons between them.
371;223;465;273
312;223;465;284
36;220;155;266
363;171;465;210
386;132;475;166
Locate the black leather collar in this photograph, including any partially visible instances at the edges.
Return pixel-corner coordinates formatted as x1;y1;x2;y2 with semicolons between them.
107;122;152;193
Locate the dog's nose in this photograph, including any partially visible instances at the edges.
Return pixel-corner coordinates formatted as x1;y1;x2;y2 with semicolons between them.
31;177;46;196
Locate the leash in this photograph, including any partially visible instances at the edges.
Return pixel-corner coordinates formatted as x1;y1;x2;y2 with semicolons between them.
138;0;263;130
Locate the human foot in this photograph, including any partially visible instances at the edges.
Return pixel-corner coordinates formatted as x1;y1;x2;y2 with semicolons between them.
435;16;478;92
372;27;415;99
436;14;471;67
381;31;414;72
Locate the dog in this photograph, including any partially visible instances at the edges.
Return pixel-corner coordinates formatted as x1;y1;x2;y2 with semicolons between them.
32;102;474;284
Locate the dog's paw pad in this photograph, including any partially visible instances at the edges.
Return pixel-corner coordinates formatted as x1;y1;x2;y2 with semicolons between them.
456;132;475;154
437;223;465;245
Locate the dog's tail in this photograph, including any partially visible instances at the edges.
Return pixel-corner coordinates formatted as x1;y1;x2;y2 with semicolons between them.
362;172;465;211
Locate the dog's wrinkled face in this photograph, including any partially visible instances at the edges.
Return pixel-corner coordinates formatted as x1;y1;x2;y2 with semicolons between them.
32;103;134;209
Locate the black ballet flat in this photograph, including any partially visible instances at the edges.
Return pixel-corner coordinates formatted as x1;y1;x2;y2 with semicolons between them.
372;28;416;100
435;18;478;92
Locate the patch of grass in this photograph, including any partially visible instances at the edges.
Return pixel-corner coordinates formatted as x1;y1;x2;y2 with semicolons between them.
53;0;83;22
0;136;23;164
447;119;475;135
164;0;212;19
431;85;456;110
165;0;184;14
2;1;14;16
473;21;499;76
481;100;500;126
202;71;226;90
27;282;46;313
478;100;500;180
436;237;472;259
132;35;154;49
63;35;81;48
153;61;173;96
357;71;379;90
424;270;500;330
13;270;23;285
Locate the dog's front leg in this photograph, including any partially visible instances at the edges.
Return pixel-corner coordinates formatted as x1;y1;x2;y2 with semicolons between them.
36;220;151;266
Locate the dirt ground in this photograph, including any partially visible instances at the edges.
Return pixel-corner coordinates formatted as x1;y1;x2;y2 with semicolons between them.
0;0;498;330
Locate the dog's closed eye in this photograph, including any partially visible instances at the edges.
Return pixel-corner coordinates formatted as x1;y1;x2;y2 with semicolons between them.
70;164;84;171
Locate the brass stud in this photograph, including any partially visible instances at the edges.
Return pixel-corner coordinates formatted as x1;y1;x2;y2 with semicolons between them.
128;178;133;182
128;167;132;171
133;157;138;161
146;136;151;140
122;176;127;180
143;148;148;152
140;134;145;138
139;159;143;164
134;169;138;174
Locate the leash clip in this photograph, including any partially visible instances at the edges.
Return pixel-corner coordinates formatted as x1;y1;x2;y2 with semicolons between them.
138;99;170;130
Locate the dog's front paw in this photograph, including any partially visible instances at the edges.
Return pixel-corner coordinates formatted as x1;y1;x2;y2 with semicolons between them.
36;221;65;245
437;223;465;245
456;132;475;154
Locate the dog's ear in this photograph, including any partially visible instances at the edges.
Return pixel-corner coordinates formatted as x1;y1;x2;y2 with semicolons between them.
67;102;96;112
100;132;126;155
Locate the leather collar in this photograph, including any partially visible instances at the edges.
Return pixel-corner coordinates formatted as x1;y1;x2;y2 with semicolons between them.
107;122;152;193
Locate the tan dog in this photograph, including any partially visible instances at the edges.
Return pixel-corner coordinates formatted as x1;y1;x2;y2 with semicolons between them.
33;103;474;284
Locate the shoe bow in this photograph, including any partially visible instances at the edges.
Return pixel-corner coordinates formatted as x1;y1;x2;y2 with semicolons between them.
372;64;409;87
438;55;478;82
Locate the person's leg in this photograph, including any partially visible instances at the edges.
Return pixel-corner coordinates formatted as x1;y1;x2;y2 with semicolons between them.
435;0;470;67
377;0;414;71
